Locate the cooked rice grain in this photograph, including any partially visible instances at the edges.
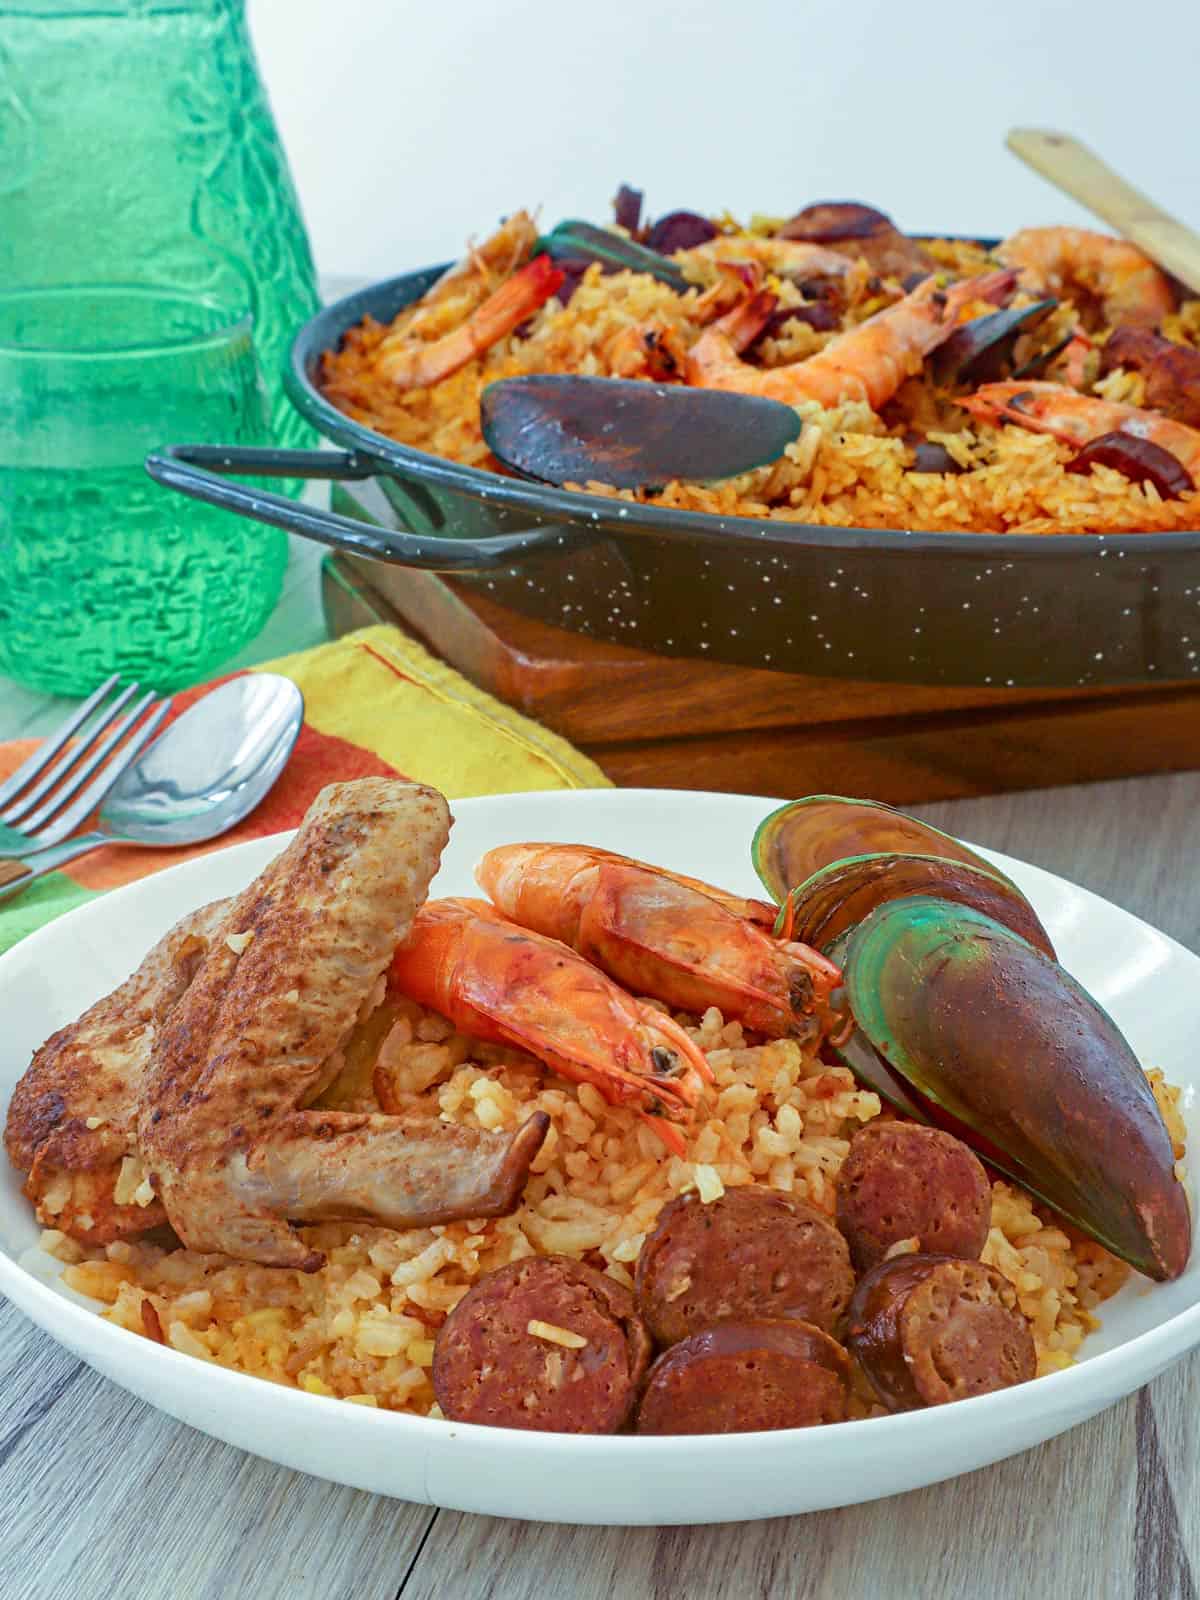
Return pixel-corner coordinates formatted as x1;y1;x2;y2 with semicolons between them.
45;1001;1176;1421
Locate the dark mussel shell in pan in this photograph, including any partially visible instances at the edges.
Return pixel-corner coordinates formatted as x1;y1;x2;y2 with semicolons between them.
906;437;965;475
751;795;1023;908
538;220;691;293
931;299;1058;386
782;851;1055;957
480;375;802;491
838;895;1191;1281
1011;331;1074;380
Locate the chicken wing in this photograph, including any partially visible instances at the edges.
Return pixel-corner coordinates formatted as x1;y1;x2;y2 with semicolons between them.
4;898;230;1244
137;779;548;1270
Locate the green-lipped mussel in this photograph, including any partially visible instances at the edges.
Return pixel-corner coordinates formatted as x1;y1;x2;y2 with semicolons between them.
749;795;1190;1280
751;794;1048;949
776;850;1054;958
752;795;1022;906
832;896;1189;1281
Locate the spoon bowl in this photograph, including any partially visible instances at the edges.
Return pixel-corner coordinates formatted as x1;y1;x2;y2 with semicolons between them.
0;675;303;900
100;674;304;846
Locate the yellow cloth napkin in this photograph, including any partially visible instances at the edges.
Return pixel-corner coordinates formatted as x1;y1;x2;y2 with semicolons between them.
281;624;608;796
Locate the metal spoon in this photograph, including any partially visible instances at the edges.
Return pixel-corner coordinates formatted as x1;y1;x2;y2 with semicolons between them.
0;674;304;903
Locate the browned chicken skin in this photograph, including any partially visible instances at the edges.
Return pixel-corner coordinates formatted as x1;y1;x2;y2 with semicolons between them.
4;899;230;1243
6;778;550;1270
137;779;548;1270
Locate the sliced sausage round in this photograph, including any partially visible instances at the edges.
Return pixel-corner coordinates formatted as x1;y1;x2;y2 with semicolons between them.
835;1121;992;1271
846;1253;1036;1411
635;1318;850;1435
432;1255;651;1433
635;1185;854;1346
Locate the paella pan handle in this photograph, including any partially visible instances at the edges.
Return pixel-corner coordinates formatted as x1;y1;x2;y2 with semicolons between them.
144;443;568;574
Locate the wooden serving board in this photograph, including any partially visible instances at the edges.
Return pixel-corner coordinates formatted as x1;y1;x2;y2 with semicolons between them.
321;553;1200;803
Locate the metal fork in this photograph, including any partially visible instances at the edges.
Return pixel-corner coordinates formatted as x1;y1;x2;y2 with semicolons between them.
0;676;173;858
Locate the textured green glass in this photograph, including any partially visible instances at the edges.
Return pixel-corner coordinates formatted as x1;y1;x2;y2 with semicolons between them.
0;284;287;694
0;0;320;447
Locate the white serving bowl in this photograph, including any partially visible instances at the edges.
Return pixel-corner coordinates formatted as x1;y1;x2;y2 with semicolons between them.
2;790;1196;1525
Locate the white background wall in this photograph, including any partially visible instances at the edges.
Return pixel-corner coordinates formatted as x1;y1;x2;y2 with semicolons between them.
250;0;1198;281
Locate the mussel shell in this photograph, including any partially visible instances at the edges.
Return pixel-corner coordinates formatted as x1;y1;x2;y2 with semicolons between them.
538;220;691;293
787;851;1055;957
840;895;1191;1281
752;795;1019;906
824;931;930;1123
931;299;1057;386
480;375;802;491
1011;331;1073;380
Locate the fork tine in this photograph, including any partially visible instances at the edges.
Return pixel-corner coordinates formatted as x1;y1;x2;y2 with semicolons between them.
1;680;141;824
0;674;121;810
25;698;174;849
18;690;162;840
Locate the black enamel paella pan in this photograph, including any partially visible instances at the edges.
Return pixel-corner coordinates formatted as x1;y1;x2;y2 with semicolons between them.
145;263;1200;688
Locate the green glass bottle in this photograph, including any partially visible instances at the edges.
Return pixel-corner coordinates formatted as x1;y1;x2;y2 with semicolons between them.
0;0;320;448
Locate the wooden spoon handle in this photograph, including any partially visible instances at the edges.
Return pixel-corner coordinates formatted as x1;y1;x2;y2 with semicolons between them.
1006;128;1200;296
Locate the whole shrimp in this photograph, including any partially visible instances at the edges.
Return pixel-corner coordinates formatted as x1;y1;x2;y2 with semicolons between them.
961;380;1200;478
997;227;1175;330
684;269;1015;411
376;211;564;390
475;844;843;1042
388;898;714;1156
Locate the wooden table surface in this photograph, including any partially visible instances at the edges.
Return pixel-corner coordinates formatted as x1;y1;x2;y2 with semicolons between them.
3;279;1200;1597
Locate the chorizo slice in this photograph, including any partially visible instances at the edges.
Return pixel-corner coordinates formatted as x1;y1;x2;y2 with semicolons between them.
432;1255;651;1433
1099;327;1200;428
635;1318;850;1434
635;1185;854;1346
835;1121;992;1271
846;1253;1036;1411
777;202;937;282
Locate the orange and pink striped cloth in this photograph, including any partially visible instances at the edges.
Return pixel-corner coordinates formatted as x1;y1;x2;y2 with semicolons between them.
0;624;607;953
